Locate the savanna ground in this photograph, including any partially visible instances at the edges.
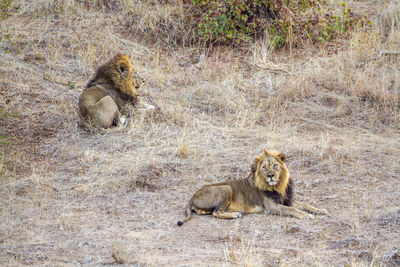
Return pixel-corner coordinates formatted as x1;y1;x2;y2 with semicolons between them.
0;0;399;266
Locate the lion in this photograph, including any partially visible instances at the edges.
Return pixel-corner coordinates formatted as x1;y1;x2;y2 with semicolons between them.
79;53;147;133
177;149;327;226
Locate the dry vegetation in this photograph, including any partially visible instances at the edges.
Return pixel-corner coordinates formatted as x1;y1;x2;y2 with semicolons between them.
0;0;399;266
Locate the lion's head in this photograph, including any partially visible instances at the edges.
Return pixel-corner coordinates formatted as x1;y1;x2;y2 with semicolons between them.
87;53;143;100
251;149;290;197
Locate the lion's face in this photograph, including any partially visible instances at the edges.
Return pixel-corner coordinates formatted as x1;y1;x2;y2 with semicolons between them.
112;55;139;96
252;150;290;195
93;53;142;100
258;154;285;186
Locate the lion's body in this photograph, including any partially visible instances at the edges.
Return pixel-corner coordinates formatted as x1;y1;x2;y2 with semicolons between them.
79;54;142;132
177;150;327;225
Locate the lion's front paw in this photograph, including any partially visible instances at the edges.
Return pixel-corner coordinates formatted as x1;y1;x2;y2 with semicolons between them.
319;208;329;215
118;115;128;127
230;211;243;219
298;212;314;219
306;213;314;219
141;102;155;111
146;104;155;110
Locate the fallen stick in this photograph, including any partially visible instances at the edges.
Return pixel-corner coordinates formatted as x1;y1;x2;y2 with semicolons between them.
356;50;400;67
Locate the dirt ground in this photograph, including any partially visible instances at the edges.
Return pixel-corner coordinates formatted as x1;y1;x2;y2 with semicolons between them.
0;1;399;266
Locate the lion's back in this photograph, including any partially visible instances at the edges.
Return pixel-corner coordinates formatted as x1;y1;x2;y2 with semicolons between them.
228;179;265;209
78;86;108;116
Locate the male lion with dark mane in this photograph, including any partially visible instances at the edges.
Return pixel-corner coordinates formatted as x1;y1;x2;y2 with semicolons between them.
79;53;149;132
177;149;327;226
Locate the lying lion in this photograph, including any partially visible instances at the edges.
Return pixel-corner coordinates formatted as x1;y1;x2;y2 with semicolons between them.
178;149;327;226
79;53;149;132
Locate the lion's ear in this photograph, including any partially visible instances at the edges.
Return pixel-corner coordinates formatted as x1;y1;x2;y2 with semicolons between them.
263;149;272;156
277;153;287;163
251;156;262;172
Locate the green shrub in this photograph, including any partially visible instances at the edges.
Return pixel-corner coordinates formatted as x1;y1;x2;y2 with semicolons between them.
0;0;13;18
188;0;364;49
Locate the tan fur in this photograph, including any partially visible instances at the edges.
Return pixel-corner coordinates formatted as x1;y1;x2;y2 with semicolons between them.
78;53;143;132
177;149;328;226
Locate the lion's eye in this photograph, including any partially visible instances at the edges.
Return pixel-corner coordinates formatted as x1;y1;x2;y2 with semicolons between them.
273;164;278;170
262;166;267;171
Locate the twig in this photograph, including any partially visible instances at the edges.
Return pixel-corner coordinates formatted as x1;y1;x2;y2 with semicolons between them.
105;1;124;27
356;50;400;67
252;59;311;75
63;24;82;44
253;64;290;74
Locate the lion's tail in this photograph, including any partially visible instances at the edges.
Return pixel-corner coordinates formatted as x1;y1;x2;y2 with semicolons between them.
177;200;193;227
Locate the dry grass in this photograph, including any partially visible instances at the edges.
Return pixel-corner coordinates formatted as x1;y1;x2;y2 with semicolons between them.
0;0;399;266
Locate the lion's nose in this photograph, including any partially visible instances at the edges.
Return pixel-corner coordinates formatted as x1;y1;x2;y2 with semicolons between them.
267;174;274;179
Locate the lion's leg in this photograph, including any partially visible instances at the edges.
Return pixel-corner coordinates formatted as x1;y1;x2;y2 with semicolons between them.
191;185;242;220
87;96;119;129
292;201;328;215
263;198;313;219
116;115;127;127
211;186;242;219
193;207;212;215
212;210;243;219
279;205;314;219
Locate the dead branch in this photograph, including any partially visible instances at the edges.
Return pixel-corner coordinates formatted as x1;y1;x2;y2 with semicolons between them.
253;64;291;74
356;50;400;67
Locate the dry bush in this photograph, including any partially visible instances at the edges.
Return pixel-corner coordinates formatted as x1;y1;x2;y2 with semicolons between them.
374;0;400;44
250;18;400;129
111;243;136;264
123;1;199;46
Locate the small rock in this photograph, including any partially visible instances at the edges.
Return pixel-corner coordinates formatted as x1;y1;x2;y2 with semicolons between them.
286;225;301;234
382;248;400;266
284;248;298;257
321;195;337;200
